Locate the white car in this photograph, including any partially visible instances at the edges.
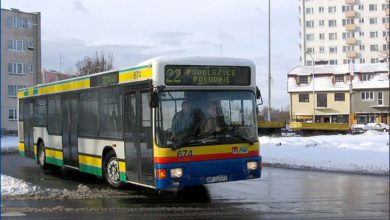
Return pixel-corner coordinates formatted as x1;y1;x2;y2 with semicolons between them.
365;123;389;132
351;124;367;134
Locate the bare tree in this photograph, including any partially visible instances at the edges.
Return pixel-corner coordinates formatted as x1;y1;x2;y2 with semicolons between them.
258;105;290;122
76;51;114;75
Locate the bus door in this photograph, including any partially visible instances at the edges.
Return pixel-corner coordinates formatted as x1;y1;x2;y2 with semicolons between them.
23;99;34;158
124;90;154;186
62;94;79;167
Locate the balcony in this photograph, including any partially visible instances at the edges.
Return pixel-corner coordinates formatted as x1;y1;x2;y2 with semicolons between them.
345;10;356;18
346;51;357;58
346;24;357;31
346;37;357;45
345;0;356;4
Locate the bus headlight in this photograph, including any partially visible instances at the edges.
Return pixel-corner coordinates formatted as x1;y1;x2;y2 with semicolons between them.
247;161;258;170
170;168;183;178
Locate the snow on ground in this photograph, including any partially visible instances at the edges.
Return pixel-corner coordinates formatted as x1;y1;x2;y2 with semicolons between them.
1;136;18;152
260;131;389;174
1;175;41;195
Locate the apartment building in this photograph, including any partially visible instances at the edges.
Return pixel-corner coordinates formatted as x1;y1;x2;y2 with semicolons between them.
288;63;389;125
1;8;41;135
300;0;390;66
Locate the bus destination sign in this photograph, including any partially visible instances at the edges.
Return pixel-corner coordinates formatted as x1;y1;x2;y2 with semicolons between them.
164;65;250;86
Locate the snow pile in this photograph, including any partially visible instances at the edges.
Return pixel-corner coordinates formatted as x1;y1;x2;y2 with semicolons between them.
1;175;42;195
1;136;18;152
260;132;389;174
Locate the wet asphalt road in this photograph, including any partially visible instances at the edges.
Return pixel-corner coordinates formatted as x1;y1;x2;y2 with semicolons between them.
1;152;389;219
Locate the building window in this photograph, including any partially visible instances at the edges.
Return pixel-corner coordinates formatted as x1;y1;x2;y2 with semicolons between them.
343;45;354;52
342;18;354;26
328;6;336;13
306;7;314;14
329;46;337;53
359;32;364;37
359;18;364;24
319;47;325;53
361;91;374;100
343;32;355;39
383;17;390;24
306;34;314;41
334;93;345;101
358;5;364;10
8;85;25;97
370;31;378;38
378;92;383;105
371;58;379;63
370;45;378;51
328;20;337;27
319;6;324;13
383;31;390;37
329;33;337;40
383;3;390;10
335;75;344;82
7;39;32;52
299;76;309;84
319;20;325;26
362;73;373;81
359;45;365;51
383;44;388;51
306;20;314;28
342;5;354;12
319;33;325;40
306;60;313;66
7;63;29;74
299;94;309;103
8;109;17;120
360;58;365;63
317;94;327;108
6;15;29;29
307;47;314;54
369;4;377;11
369;18;377;24
329;60;337;65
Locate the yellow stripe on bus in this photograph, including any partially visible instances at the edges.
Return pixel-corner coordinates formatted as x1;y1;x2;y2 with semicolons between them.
119;68;152;83
79;155;102;168
40;79;90;96
119;161;126;173
34;144;37;155
154;142;260;157
19;142;25;152
45;149;63;160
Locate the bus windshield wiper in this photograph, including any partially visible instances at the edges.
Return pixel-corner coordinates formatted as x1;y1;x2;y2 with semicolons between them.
225;134;255;145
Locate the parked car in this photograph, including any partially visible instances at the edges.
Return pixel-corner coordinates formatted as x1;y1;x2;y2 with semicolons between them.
365;123;389;132
351;124;367;134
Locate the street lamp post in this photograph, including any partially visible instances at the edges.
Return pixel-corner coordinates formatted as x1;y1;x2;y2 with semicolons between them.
305;52;315;122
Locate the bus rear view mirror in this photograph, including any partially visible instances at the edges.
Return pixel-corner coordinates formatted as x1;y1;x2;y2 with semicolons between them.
150;85;165;108
256;87;263;105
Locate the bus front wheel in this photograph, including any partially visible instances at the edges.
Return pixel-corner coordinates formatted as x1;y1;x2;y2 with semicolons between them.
38;142;49;170
103;151;124;189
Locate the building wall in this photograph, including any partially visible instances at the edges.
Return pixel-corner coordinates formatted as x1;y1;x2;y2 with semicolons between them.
351;89;389;113
1;9;41;135
300;0;389;65
291;92;350;120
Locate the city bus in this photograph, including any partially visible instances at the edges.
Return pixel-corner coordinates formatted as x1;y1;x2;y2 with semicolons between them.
17;57;262;190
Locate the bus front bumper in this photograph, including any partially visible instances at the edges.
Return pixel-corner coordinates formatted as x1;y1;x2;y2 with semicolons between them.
155;156;261;190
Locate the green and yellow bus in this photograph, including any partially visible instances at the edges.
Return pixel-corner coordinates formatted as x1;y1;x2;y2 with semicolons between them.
18;57;262;189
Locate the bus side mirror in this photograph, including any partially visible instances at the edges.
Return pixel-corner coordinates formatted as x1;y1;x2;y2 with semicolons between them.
256;87;263;105
150;85;165;108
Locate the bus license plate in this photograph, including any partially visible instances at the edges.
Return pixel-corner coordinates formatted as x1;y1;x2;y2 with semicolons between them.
205;175;228;183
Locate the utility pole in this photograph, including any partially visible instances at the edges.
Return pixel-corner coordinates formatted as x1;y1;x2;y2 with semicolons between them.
267;0;271;121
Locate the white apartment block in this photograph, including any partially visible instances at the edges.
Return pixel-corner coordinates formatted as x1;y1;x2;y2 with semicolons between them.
300;0;390;66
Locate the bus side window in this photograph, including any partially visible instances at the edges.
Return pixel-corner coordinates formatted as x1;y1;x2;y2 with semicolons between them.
47;95;62;134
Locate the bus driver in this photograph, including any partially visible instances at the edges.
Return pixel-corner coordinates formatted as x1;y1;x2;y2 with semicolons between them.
171;100;193;140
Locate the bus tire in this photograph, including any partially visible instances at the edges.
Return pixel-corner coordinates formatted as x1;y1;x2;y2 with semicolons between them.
103;151;124;189
38;142;49;170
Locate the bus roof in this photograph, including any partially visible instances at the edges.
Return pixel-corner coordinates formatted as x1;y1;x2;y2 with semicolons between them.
18;56;256;98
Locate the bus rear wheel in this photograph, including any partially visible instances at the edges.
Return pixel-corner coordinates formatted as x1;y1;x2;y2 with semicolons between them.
103;151;124;189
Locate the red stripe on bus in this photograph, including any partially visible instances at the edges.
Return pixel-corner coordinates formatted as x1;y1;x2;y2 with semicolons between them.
154;150;259;164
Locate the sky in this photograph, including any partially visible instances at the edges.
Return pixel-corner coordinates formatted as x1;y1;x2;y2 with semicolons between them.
2;0;300;108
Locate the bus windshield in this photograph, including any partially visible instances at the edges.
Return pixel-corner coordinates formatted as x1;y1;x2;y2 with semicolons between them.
155;90;257;148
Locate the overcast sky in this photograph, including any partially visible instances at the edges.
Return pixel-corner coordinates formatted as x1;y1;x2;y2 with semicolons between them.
3;0;300;108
